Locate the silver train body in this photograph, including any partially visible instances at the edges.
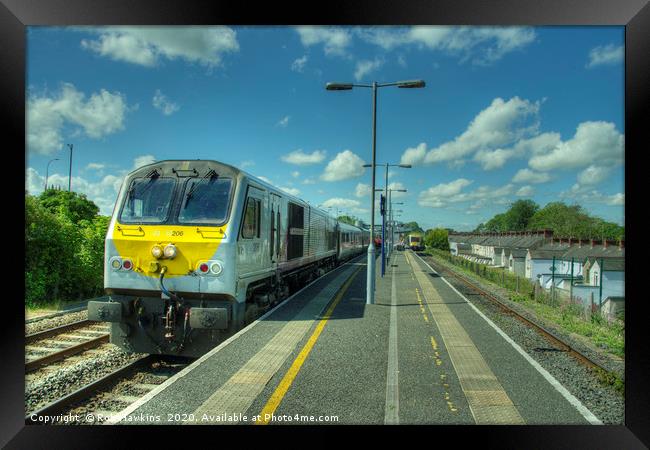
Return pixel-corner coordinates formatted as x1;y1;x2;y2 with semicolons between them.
88;160;368;356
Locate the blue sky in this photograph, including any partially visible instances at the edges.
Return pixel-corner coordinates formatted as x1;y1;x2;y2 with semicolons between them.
25;26;624;231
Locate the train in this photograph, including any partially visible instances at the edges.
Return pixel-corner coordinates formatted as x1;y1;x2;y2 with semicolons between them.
88;160;369;357
407;235;424;251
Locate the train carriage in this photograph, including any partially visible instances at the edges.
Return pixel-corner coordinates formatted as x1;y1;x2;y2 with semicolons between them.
89;160;367;357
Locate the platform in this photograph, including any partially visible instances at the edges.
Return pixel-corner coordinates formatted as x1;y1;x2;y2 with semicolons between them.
107;251;600;425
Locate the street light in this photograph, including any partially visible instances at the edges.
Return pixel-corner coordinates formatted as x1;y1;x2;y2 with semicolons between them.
67;143;73;192
44;158;60;191
364;162;411;277
326;79;425;305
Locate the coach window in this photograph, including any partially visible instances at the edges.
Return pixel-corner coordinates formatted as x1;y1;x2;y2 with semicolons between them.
242;198;260;239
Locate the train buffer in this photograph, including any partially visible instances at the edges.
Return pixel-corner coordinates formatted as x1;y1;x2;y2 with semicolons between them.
106;251;601;426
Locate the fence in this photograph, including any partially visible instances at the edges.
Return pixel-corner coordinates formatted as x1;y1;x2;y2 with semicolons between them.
427;248;607;322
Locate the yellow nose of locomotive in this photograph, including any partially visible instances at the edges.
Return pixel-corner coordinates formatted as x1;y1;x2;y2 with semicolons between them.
110;224;226;278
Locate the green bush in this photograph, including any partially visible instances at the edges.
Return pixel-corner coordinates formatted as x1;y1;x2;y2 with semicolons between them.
25;191;109;307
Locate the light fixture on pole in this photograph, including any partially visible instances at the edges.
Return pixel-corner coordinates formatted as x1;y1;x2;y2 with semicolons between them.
327;80;424;304
44;158;60;191
365;163;411;277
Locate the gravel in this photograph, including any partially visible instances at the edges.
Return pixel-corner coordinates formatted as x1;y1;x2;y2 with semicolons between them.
419;253;624;425
25;345;144;414
25;310;89;336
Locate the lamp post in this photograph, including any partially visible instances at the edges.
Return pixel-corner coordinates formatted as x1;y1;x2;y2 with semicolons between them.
326;79;424;304
389;201;404;260
364;163;410;277
44;158;60;191
67;143;73;192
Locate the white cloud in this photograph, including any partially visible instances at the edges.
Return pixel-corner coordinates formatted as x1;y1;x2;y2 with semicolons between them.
302;177;316;185
321;150;366;182
528;121;623;171
586;44;623;68
604;193;624;205
281;149;327;165
86;163;105;171
354;58;384;81
240;160;255;169
27;83;129;155
291;55;308;72
418;178;473;207
295;27;352;56
400;142;427;166
576;165;612;186
291;171;300;178
400;97;540;168
418;178;515;208
152;89;180;115
473;148;516;170
515;185;535;196
355;26;536;65
280;186;300;196
277;116;290;127
132;154;156;170
512;168;551;184
80;26;239;67
355;183;371;198
321;197;368;215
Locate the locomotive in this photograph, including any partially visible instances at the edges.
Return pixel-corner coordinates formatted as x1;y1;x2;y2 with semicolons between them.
88;160;368;357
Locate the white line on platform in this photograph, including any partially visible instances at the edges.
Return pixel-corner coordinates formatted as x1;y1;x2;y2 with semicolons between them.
411;251;603;425
105;254;365;425
384;254;400;425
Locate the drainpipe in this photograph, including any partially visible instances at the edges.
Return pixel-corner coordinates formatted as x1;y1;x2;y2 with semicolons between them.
599;258;604;307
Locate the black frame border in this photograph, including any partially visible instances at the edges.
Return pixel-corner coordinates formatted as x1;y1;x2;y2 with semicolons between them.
5;0;648;447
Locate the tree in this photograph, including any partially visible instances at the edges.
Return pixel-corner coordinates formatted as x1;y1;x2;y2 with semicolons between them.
38;189;99;223
402;221;424;233
504;199;539;230
337;215;356;225
527;202;624;240
424;228;450;251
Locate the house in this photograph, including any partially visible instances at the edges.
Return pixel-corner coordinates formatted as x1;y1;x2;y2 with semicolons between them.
525;244;570;283
590;258;625;302
508;249;527;276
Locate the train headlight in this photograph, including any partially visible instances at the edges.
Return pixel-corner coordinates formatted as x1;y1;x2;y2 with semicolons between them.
151;245;163;259
110;258;122;270
210;262;223;276
164;244;177;259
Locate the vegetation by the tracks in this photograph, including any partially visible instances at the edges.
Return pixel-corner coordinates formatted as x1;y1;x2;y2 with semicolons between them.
424;248;624;359
422;228;450;251
25;189;110;308
473;199;624;240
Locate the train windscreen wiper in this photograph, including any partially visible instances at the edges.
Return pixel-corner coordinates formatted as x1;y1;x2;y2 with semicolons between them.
184;169;218;207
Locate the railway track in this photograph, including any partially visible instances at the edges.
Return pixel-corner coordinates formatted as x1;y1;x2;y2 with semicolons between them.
26;320;111;373
415;251;615;376
27;355;192;424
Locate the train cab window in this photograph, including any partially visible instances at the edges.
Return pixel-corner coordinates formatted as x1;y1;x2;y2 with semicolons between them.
242;198;260;239
178;177;232;224
119;177;175;224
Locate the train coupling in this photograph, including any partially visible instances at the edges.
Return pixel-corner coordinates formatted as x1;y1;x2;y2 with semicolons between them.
88;301;122;322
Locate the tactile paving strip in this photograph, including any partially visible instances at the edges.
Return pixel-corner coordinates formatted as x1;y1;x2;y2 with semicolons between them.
187;265;357;424
406;252;525;425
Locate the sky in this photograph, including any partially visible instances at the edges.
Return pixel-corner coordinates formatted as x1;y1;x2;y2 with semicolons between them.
25;26;625;231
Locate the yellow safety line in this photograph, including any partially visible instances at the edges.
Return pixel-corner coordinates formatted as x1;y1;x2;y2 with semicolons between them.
255;266;362;425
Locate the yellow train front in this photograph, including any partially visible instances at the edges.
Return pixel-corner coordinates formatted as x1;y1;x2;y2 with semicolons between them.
88;160;367;357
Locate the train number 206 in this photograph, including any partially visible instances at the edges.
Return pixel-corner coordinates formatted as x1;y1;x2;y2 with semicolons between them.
168;230;184;237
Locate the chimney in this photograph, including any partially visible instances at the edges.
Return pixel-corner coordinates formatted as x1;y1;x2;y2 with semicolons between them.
619;239;624;249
